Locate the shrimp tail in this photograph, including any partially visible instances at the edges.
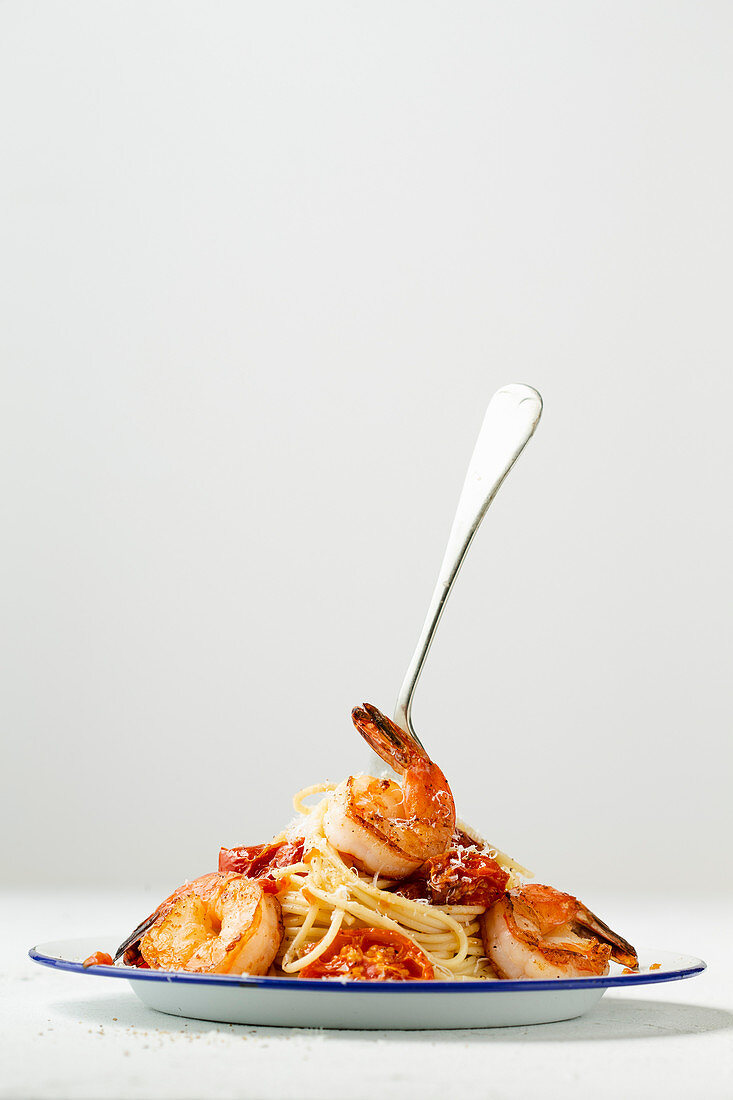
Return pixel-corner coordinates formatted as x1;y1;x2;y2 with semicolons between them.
114;912;159;961
351;704;422;773
574;905;638;970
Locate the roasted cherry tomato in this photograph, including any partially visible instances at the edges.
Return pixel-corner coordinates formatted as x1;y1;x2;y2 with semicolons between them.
82;951;114;968
218;838;305;879
398;833;509;907
299;928;434;981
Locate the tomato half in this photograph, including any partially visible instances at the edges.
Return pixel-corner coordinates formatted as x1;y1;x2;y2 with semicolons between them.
299;928;434;981
82;951;114;968
218;837;305;879
398;844;509;907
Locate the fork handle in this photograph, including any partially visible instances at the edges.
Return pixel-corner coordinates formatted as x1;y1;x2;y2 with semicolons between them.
394;384;543;750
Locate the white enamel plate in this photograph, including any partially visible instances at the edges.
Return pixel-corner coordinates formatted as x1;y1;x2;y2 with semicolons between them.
30;938;705;1030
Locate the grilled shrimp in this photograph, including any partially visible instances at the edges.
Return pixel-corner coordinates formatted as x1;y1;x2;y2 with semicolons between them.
323;703;456;879
481;884;638;979
117;872;283;976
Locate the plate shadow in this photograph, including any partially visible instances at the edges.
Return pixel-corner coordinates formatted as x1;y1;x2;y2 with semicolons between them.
49;995;733;1042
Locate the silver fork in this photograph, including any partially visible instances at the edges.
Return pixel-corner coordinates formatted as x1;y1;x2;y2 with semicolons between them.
390;383;543;754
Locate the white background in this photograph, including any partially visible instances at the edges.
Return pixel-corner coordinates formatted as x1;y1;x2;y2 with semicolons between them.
2;1;731;904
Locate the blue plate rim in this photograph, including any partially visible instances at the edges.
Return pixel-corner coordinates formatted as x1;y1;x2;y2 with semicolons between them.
29;940;706;994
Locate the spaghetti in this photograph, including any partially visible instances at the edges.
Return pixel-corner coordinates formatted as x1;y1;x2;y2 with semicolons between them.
261;783;526;981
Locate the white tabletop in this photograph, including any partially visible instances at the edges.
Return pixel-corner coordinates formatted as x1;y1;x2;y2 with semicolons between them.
3;890;732;1099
